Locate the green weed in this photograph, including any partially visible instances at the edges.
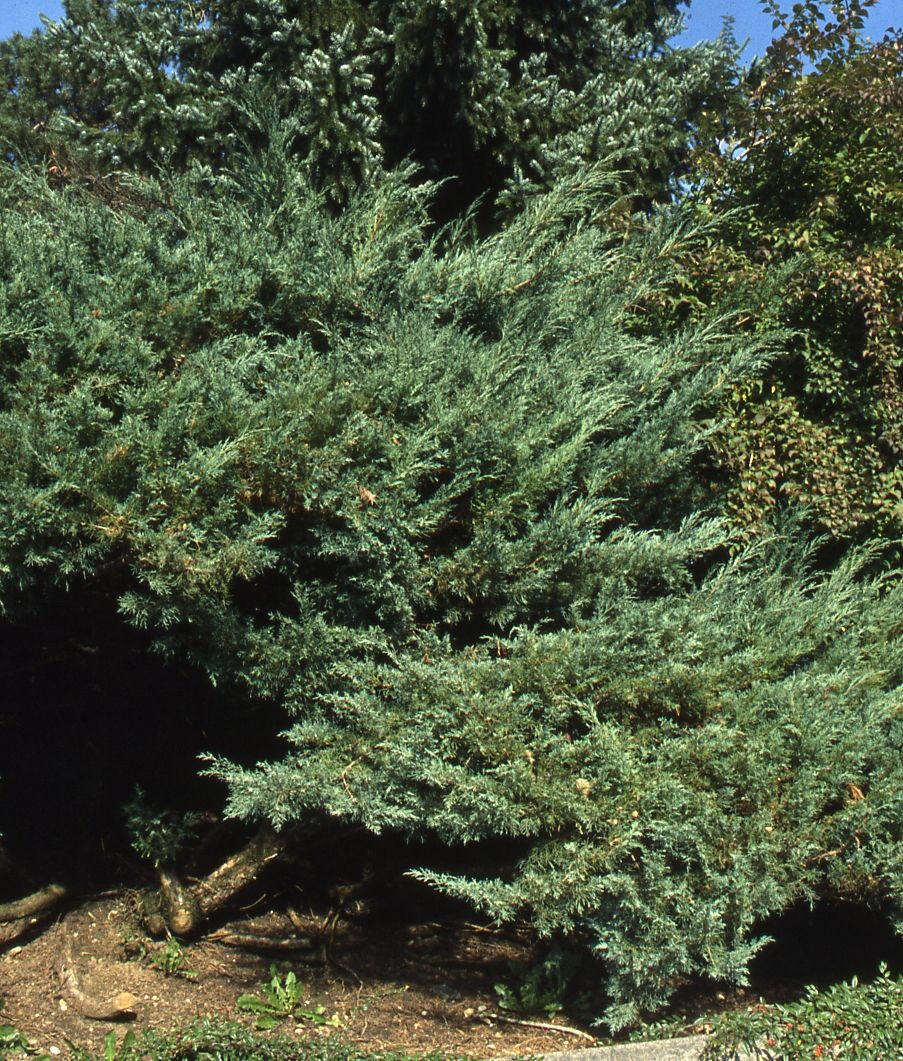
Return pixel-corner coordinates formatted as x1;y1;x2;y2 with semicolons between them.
0;1023;42;1059
67;1032;139;1061
493;945;581;1018
236;967;339;1031
149;938;197;980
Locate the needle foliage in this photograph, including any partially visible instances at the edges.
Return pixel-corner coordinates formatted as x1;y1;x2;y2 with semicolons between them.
0;0;737;215
0;132;901;1026
0;0;901;1035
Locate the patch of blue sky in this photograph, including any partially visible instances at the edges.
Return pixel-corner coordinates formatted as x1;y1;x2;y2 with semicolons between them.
0;0;64;42
676;0;900;59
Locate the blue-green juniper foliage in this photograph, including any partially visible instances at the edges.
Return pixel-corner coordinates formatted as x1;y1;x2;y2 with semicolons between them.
1;139;900;1027
0;0;900;1036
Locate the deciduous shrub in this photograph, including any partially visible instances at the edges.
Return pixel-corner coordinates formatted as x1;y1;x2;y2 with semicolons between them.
687;5;903;547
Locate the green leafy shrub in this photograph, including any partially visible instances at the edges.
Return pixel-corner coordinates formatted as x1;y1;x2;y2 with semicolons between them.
123;788;201;869
494;944;581;1018
144;1021;452;1061
142;1018;317;1061
704;963;903;1060
688;6;903;548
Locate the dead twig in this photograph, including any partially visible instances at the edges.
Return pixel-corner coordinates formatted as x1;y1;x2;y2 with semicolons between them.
480;1012;597;1043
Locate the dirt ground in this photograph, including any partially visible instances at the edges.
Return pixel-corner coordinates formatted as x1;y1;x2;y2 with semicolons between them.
1;894;621;1057
5;878;896;1058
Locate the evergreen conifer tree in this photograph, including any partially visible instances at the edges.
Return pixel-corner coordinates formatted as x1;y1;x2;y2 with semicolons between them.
1;0;901;1034
0;0;738;215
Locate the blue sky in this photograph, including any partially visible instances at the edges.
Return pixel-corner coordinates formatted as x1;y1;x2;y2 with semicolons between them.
1;0;65;41
676;0;899;56
0;0;899;56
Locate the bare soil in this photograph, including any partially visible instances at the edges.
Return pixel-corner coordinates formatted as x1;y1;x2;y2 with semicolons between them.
6;884;892;1057
0;893;616;1057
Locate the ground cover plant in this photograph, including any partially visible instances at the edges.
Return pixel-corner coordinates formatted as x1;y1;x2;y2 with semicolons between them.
0;0;901;1045
0;1017;448;1061
704;964;903;1059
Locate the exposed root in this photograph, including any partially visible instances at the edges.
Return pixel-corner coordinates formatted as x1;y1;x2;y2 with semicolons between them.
0;883;67;922
404;954;513;968
0;918;40;947
158;867;199;936
0;884;67;946
286;905;309;935
57;939;137;1022
205;928;316;952
194;825;288;921
137;889;167;938
481;1012;597;1042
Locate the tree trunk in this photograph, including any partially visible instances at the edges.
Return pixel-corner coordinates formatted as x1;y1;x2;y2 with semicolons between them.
141;825;288;936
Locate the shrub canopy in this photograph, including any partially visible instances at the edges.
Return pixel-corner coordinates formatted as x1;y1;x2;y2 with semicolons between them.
0;0;901;1034
1;140;901;1027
